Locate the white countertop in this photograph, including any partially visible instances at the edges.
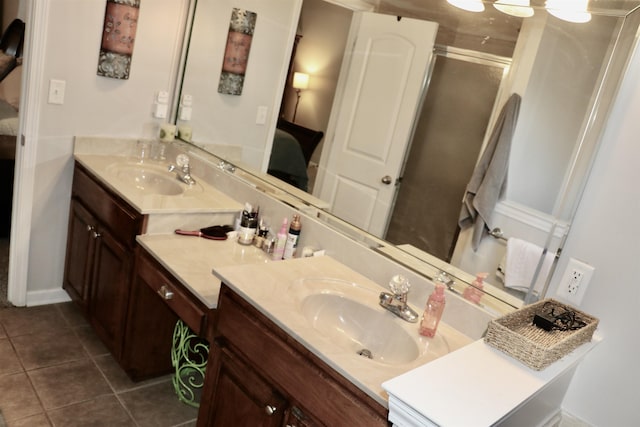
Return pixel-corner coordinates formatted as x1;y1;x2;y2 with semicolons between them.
382;335;601;426
75;154;243;214
137;234;271;308
212;255;474;407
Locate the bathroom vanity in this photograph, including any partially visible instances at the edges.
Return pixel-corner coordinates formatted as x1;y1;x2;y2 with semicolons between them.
62;139;600;426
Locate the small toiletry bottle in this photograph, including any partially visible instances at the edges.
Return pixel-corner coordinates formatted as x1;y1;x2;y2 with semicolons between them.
419;283;446;338
271;218;288;260
238;203;258;245
463;272;488;305
282;214;302;259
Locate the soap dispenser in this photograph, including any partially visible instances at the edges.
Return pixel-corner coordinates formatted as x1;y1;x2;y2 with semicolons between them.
419;283;446;338
463;272;488;305
271;217;288;260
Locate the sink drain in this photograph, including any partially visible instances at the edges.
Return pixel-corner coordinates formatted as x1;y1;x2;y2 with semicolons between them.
357;348;373;359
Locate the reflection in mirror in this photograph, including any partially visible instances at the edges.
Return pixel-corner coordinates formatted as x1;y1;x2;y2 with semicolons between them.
177;0;640;310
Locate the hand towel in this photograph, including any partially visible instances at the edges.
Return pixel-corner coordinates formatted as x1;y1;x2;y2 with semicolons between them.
504;237;555;295
458;93;522;251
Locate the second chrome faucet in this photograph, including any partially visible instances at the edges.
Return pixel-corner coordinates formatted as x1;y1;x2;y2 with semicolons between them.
379;274;419;323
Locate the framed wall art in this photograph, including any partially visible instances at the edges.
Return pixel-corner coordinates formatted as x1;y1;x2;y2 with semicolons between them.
97;0;140;80
218;8;257;96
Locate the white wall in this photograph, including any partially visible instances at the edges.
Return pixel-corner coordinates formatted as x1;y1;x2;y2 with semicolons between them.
23;0;189;301
551;34;640;427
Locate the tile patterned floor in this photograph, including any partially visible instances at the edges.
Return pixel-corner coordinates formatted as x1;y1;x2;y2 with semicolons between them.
0;302;198;426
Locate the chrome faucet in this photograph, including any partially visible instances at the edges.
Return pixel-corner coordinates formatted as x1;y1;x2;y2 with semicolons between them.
218;160;236;173
168;154;196;185
379;274;419;323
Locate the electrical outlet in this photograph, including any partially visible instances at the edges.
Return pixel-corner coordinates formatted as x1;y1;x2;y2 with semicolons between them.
556;258;594;305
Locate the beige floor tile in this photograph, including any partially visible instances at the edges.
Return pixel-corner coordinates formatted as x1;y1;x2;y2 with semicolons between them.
0;372;44;421
5;412;51;427
47;395;135;427
11;329;87;371
0;306;68;338
27;359;112;410
119;380;198;427
0;338;22;377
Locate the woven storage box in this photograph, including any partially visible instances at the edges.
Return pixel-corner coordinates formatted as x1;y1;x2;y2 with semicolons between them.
484;298;598;370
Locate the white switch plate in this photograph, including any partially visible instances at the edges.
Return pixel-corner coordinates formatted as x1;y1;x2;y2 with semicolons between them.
179;106;192;121
556;258;594;305
153;103;168;119
48;79;66;105
156;90;169;104
256;106;268;125
181;94;193;106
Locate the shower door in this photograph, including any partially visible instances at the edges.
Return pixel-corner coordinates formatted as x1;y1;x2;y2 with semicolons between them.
385;49;508;262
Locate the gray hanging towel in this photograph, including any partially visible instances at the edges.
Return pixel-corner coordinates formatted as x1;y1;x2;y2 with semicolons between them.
458;93;521;251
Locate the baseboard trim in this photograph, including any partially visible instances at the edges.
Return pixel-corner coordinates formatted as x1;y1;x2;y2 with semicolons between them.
26;288;71;307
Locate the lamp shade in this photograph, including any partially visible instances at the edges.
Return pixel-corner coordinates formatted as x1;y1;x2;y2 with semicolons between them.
293;72;309;90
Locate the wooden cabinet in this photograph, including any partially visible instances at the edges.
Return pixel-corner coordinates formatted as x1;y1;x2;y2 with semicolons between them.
197;284;389;427
63;162;146;359
122;247;212;381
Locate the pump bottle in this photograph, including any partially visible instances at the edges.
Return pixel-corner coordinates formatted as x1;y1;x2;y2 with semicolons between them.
283;214;302;259
463;272;488;305
272;218;288;260
419;283;446;338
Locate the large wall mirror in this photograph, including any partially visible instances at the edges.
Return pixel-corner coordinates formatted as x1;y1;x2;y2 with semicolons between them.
176;0;640;310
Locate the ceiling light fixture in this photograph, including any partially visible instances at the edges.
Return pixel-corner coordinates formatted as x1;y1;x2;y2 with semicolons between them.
446;0;486;13
546;0;592;23
494;0;534;18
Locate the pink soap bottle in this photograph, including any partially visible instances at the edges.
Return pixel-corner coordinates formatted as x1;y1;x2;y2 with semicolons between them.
463;272;488;305
419;283;446;338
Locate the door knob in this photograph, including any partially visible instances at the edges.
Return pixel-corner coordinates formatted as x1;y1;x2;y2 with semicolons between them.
381;175;393;185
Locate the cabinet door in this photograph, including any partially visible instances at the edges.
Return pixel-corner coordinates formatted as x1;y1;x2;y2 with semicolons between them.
89;226;131;359
122;255;179;381
63;200;97;311
199;343;286;427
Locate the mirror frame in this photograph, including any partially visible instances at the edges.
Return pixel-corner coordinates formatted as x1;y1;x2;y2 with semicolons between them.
172;0;640;311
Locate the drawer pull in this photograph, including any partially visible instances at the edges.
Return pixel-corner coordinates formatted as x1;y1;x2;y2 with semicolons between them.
92;231;101;239
158;285;174;300
264;405;277;416
86;225;94;232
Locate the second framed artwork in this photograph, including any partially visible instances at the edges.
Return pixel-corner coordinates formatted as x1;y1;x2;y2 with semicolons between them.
218;8;257;96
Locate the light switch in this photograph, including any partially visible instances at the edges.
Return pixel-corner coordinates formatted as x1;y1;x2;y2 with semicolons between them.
156;90;169;104
256;106;268;125
153;103;168;119
48;79;66;105
181;94;193;106
179;106;192;121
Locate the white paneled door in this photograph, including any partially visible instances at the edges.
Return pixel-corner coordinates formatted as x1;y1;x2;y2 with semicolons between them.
316;12;438;238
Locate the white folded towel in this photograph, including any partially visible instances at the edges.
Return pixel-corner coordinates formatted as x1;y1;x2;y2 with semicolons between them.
504;238;555;295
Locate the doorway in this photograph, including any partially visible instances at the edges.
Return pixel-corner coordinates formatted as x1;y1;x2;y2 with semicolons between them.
385;49;508;261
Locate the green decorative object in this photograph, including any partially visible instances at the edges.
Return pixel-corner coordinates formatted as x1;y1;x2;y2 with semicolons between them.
171;320;209;407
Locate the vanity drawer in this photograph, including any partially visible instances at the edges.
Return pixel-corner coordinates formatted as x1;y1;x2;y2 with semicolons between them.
137;249;208;336
72;162;145;246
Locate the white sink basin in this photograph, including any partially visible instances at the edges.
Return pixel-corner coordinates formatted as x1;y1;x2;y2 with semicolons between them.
106;162;195;196
290;277;450;366
301;292;419;364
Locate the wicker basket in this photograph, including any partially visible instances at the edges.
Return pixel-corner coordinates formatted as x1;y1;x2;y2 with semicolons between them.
484;298;598;370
